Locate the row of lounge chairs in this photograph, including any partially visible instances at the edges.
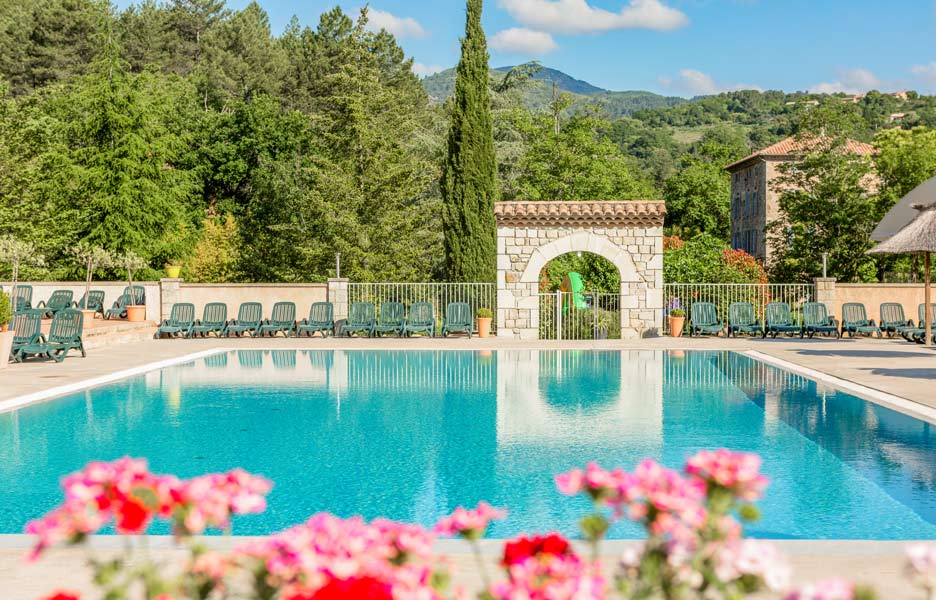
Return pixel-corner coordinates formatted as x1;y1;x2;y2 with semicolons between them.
686;300;936;342
8;309;86;362
156;301;476;339
2;285;145;320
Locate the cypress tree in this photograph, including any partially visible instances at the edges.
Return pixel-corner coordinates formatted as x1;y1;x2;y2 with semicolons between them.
441;0;497;283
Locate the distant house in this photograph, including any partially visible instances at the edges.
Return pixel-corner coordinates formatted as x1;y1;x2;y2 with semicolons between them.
841;90;909;104
724;136;876;263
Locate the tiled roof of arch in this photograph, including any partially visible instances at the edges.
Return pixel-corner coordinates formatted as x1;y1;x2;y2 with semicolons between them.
494;201;666;227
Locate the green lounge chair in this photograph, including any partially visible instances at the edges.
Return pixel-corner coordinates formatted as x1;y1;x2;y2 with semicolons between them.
441;302;472;338
296;302;334;338
258;302;296;337
840;303;881;338
373;302;406;337
73;290;106;319
340;302;376;337
189;303;228;338
727;302;763;337
688;302;724;336
11;285;32;313
155;303;195;339
104;286;145;320
17;309;85;362
801;302;839;338
224;302;263;337
9;312;42;362
35;289;74;318
764;302;801;338
270;350;296;370
402;302;435;337
238;350;265;368
901;304;936;342
879;303;912;337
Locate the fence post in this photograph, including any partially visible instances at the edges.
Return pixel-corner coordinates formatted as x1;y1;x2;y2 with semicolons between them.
328;278;350;324
813;277;836;314
555;290;562;341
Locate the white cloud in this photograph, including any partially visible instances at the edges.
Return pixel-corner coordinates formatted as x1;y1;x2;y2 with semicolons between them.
497;0;688;34
412;63;445;77
659;69;761;97
911;62;936;91
365;8;426;39
809;68;883;94
490;28;558;55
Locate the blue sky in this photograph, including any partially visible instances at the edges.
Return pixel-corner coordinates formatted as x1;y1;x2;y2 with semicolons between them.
133;0;936;96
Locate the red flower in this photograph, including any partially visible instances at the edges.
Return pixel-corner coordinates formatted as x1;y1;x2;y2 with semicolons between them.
39;592;81;600
115;497;150;533
502;533;571;566
291;577;393;600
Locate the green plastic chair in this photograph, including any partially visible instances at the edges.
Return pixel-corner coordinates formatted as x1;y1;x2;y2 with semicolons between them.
258;302;297;337
441;302;472;338
190;303;228;338
402;302;435;337
104;286;145;320
17;309;85;362
223;302;263;337
728;302;763;337
841;303;881;338
340;302;376;337
155;303;195;339
801;302;839;338
879;303;912;337
35;289;74;318
11;285;32;313
296;302;334;338
765;302;801;338
73;290;106;318
9;312;42;362
901;304;936;342
688;302;724;337
373;302;406;337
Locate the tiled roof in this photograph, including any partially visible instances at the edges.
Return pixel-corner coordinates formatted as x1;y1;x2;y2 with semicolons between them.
725;136;876;171
494;201;666;227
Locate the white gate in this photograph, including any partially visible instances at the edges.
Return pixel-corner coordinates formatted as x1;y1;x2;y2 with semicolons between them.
538;291;623;340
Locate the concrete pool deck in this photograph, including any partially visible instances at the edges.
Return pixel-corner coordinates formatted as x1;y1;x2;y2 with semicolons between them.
1;336;934;597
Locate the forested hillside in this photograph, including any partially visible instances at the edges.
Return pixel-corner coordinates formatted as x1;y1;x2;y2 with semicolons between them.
1;0;935;284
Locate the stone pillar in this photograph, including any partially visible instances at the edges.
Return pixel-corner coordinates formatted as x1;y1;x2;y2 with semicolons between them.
159;278;181;322
813;277;836;308
327;278;349;322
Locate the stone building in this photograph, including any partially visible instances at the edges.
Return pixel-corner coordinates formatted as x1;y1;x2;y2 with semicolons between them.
724;136;876;263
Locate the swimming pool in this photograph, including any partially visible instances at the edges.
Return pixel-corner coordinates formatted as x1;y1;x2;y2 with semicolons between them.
0;350;934;539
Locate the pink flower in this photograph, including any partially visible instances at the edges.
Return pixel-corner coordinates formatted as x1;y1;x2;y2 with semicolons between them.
191;551;228;581
686;449;769;501
555;463;633;506
714;539;791;591
906;544;936;593
434;502;505;538
491;547;605;600
784;578;855;600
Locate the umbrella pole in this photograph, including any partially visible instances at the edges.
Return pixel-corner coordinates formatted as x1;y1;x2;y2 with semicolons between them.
926;252;932;348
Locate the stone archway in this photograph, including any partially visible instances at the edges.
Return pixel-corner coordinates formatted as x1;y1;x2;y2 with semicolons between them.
494;201;666;339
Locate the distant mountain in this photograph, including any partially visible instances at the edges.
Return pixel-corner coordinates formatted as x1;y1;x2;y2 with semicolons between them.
421;63;687;119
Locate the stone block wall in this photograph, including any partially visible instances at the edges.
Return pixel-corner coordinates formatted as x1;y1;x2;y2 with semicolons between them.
496;225;664;339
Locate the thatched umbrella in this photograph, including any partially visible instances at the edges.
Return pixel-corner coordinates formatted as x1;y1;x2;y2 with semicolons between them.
868;201;936;346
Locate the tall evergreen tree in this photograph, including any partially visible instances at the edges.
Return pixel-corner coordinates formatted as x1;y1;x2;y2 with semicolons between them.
440;0;497;283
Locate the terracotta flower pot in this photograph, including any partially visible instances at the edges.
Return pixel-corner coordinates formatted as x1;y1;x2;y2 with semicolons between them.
126;305;146;322
0;330;14;369
165;265;182;279
668;316;685;338
477;317;492;338
80;309;96;323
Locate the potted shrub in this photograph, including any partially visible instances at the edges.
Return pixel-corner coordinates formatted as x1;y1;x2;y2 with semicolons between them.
0;289;12;369
165;261;183;279
476;307;493;338
71;243;112;322
117;251;149;322
668;307;686;338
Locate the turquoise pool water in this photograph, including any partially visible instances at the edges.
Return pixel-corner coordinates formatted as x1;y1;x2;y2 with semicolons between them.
0;350;934;540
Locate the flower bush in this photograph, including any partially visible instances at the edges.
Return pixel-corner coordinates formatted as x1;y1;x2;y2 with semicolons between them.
25;451;930;600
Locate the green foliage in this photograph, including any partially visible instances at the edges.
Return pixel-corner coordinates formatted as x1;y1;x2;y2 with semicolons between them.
668;308;685;318
0;289;11;326
116;250;148;288
663;234;767;284
441;0;497;283
185;215;239;282
476;307;492;318
663;157;730;239
540;253;620;293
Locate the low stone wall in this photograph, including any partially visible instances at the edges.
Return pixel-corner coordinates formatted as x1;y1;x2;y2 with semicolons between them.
833;283;931;324
175;283;327;320
2;281;161;321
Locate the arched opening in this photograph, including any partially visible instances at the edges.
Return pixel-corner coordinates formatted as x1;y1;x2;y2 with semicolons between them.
537;251;623;340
